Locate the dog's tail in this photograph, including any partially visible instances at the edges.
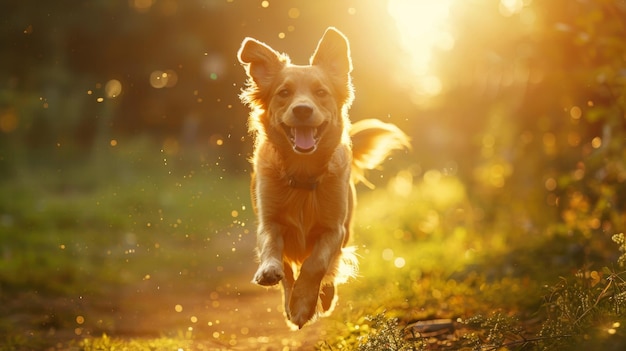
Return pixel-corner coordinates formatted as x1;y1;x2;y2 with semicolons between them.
350;119;411;188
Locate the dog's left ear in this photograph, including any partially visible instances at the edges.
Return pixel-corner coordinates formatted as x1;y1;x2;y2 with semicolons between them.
311;27;353;77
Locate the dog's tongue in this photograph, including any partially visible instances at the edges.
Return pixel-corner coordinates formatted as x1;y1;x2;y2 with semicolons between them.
293;127;316;151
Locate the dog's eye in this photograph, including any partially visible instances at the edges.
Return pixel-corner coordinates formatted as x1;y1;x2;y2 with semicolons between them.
315;89;329;97
278;89;291;98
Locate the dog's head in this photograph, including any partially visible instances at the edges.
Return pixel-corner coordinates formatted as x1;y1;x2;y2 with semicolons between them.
238;27;354;155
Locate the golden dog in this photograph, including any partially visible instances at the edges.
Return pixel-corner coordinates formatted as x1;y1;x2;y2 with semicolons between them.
237;27;409;329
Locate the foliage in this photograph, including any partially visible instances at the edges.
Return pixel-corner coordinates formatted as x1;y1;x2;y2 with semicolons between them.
322;230;626;351
538;267;626;350
613;233;626;268
77;333;194;351
355;313;425;351
1;0;626;350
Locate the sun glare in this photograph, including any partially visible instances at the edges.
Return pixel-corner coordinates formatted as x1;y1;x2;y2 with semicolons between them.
387;0;455;100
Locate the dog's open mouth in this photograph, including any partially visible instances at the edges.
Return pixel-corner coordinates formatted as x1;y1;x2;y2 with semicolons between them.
282;122;328;154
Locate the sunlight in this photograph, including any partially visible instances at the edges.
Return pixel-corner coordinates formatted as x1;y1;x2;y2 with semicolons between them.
387;0;455;100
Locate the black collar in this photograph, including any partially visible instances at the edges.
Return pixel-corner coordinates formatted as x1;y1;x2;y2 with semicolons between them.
288;176;318;191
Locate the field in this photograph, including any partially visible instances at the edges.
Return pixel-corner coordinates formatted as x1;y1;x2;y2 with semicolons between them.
1;141;625;351
3;0;626;350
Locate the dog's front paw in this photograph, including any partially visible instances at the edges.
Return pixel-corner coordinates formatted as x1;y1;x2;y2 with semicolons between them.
252;259;284;286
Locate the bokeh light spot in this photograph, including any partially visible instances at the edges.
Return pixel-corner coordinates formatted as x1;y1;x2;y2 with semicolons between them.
569;106;582;119
287;8;300;19
382;248;394;261
0;109;18;133
544;177;557;191
150;69;178;88
105;79;122;98
76;315;85;325
129;0;154;13
591;137;602;149
150;70;167;88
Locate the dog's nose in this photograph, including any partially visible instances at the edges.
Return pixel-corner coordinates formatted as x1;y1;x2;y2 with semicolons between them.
292;105;313;120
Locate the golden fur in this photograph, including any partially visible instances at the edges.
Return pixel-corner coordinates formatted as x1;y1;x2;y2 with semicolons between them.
237;27;410;329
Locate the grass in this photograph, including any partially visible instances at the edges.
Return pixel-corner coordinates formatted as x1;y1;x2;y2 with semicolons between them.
319;170;626;350
1;141;625;350
0;139;255;349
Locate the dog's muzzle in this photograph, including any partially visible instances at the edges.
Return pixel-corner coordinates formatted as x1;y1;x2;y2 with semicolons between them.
282;121;328;154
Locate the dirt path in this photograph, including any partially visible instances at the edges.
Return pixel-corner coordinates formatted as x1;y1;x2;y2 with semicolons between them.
12;276;340;350
111;281;334;350
6;234;345;350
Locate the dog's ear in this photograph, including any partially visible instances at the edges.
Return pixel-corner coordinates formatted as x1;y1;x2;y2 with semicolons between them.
238;38;287;90
311;27;352;77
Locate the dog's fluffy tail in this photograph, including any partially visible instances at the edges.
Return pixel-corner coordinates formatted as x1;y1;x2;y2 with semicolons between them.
350;119;411;188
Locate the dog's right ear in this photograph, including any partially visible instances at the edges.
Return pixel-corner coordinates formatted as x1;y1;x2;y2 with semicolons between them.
238;38;287;91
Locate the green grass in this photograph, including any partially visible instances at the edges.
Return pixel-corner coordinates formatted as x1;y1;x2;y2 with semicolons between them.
1;143;625;350
320;170;626;350
0;140;255;349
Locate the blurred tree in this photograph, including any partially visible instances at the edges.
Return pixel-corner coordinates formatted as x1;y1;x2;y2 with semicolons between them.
429;0;626;253
0;0;624;247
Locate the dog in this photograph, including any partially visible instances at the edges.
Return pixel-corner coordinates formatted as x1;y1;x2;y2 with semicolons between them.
237;27;410;329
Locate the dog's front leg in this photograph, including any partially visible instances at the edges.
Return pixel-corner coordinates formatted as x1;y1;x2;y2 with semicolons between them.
252;222;285;286
288;227;343;328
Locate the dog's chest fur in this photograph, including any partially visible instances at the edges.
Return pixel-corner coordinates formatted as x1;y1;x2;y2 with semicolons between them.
255;142;350;262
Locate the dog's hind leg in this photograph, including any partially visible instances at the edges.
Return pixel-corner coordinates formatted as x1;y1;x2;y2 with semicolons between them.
288;231;343;328
282;261;295;320
320;284;336;313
